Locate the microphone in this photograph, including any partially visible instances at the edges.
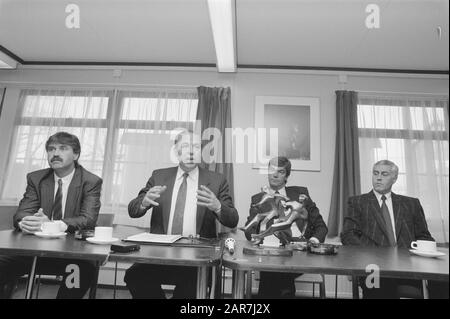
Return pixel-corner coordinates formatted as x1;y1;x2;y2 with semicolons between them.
225;238;236;254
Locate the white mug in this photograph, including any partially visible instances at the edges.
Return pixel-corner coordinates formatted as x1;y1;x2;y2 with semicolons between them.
411;240;437;252
94;226;113;240
41;222;61;234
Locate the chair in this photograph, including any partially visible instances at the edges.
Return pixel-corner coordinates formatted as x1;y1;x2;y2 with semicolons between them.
246;271;326;298
0;205;17;230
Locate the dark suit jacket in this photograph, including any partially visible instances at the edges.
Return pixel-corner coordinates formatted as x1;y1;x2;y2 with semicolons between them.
341;190;434;248
128;166;239;238
14;165;103;233
244;186;328;242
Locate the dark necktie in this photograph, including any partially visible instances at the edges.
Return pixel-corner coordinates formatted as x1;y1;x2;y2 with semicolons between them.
171;173;189;235
52;179;63;220
381;195;396;246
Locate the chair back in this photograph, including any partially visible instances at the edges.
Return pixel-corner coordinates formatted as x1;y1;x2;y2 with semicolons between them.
0;206;17;230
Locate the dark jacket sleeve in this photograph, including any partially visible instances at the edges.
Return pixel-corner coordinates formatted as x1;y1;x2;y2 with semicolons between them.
413;198;434;241
215;175;239;229
62;177;102;232
341;196;363;245
244;194;261;241
303;198;328;242
128;173;156;219
13;173;41;229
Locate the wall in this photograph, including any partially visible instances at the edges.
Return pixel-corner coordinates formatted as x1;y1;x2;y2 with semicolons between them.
0;67;448;227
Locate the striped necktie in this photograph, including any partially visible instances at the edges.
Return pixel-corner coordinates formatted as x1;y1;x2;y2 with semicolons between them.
381;195;396;246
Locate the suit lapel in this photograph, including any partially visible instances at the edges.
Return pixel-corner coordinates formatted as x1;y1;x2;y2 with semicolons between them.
65;166;82;218
196;168;210;235
161;167;177;234
391;192;403;241
40;172;55;219
285;187;298;202
368;191;390;243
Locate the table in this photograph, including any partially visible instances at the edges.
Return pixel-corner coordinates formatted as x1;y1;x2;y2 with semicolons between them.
108;226;223;299
0;229;110;299
0;227;223;299
222;239;449;298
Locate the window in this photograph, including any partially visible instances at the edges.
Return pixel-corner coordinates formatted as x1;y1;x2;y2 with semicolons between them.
357;96;449;243
1;89;110;201
0;88;198;227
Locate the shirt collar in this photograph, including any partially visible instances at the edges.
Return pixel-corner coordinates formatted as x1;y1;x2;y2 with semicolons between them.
54;168;75;185
373;189;392;201
270;186;286;196
177;165;199;180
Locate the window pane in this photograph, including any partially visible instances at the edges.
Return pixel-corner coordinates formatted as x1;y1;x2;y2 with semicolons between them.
121;97;197;121
358;104;404;129
23;95;108;119
111;130;177;205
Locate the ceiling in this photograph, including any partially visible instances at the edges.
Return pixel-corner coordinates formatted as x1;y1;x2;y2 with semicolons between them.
0;0;448;72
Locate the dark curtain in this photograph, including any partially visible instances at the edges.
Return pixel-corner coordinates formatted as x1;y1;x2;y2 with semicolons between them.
328;90;361;236
0;88;6;119
196;85;234;206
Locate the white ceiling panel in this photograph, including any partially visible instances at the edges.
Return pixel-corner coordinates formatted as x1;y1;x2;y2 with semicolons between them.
0;0;216;63
236;0;449;70
0;0;448;71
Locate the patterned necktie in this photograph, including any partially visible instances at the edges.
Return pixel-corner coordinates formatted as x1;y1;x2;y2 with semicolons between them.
381;195;396;246
52;179;63;220
171;173;189;235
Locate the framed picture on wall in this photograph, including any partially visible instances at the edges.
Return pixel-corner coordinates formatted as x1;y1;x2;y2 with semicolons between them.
254;96;321;171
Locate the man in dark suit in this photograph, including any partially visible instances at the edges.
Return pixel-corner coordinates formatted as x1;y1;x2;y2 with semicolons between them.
125;130;238;298
244;156;328;298
341;160;439;298
0;132;102;299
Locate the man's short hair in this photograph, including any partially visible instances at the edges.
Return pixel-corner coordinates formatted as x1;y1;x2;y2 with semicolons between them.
45;132;81;156
268;156;292;178
173;129;196;146
373;160;399;177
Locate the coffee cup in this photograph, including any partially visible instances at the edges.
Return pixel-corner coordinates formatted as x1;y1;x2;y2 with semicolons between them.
410;240;437;252
94;226;113;240
41;221;61;234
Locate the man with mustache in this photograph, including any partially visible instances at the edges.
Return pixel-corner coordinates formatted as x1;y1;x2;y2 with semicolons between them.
125;129;238;298
0;132;102;299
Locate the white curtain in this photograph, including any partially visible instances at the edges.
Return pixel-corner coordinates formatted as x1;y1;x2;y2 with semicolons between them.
0;88;198;229
357;95;449;243
1;88;112;203
107;89;198;227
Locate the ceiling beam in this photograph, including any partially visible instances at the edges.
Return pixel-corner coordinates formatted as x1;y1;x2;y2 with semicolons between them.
207;0;237;73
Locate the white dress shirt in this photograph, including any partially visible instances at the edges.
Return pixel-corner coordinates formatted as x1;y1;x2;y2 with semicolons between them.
53;168;75;219
373;190;397;241
168;166;198;236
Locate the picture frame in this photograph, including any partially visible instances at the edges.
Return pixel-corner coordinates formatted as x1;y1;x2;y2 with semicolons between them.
254;96;321;171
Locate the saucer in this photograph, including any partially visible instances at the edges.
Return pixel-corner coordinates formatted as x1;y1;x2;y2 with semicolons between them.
86;237;119;245
35;231;67;239
409;249;446;258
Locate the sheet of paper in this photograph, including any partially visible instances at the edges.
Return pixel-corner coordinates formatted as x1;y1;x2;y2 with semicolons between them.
125;232;182;244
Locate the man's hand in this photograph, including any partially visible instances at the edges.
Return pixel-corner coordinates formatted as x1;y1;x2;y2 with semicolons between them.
141;185;167;208
19;209;50;234
197;185;221;212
